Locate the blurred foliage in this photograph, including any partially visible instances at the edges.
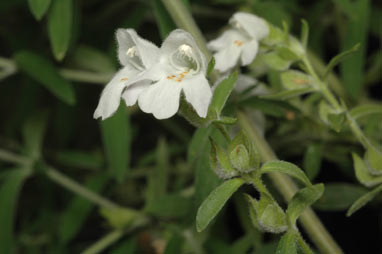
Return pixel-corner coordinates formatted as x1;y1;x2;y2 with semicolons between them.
0;0;381;253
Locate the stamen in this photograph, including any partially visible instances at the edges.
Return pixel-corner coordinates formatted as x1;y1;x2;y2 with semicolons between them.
120;78;128;81
126;46;138;57
234;40;243;47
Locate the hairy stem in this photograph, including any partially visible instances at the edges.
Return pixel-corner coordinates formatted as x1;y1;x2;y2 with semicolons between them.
302;56;372;149
237;112;343;254
81;229;124;254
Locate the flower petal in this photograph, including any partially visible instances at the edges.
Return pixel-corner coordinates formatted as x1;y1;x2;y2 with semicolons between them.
230;12;269;40
116;29;160;68
213;45;241;73
182;74;212;118
138;79;182;119
240;40;259;66
122;80;151;107
93;67;138;120
208;29;242;51
161;29;207;74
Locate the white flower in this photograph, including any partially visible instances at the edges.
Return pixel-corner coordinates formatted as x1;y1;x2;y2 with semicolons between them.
135;29;212;119
93;29;160;120
208;12;269;73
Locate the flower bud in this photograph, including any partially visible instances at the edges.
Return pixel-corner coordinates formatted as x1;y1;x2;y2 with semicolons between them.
230;144;250;172
228;131;260;173
245;193;288;234
209;138;238;179
365;146;382;175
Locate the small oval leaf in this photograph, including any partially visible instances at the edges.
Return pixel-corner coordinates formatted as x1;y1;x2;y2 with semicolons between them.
347;184;382;217
261;160;312;187
28;0;51;20
48;0;73;60
352;153;382;187
196;178;244;232
286;184;324;226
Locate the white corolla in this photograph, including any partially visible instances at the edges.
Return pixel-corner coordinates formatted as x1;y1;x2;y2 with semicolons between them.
208;12;269;73
93;29;159;120
136;29;212;119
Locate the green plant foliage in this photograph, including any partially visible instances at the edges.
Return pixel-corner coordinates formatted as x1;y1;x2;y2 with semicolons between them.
14;51;76;105
347;184;382;217
0;169;30;254
196;178;244;232
314;183;367;211
286;184;324;226
275;230;297;254
47;0;73;61
261;160;312;187
100;105;131;182
28;0;51;20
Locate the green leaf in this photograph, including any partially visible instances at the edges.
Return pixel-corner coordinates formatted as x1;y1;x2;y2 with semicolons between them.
196;178;244;232
280;70;316;90
55;150;103;170
13;50;75;105
110;237;137;254
28;0;51;20
100;207;139;229
22;112;48;160
365;146;382;175
145;138;169;206
261;51;293;71
261;87;315;101
300;19;309;49
70;45;116;73
339;0;369;99
164;234;184;254
286;184;324;225
187;126;212;163
151;0;176;39
146;193;192;219
209;71;238;118
347;184;382;216
58;173;109;244
314;183;367;211
0;169;29;254
327;112;346;132
240;97;299;118
207;57;215;76
210;138;237;179
261;160;312;187
303;144;323;180
275;230;297;254
324;43;360;80
48;0;73;61
352;153;382;187
349;104;382;120
100;105;131;182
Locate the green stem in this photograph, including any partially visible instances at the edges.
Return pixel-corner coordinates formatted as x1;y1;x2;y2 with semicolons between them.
81;229;124;254
0;148;30;165
59;69;113;84
213;123;231;142
303;56;372;149
45;166;120;210
296;231;314;254
237;112;343;254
